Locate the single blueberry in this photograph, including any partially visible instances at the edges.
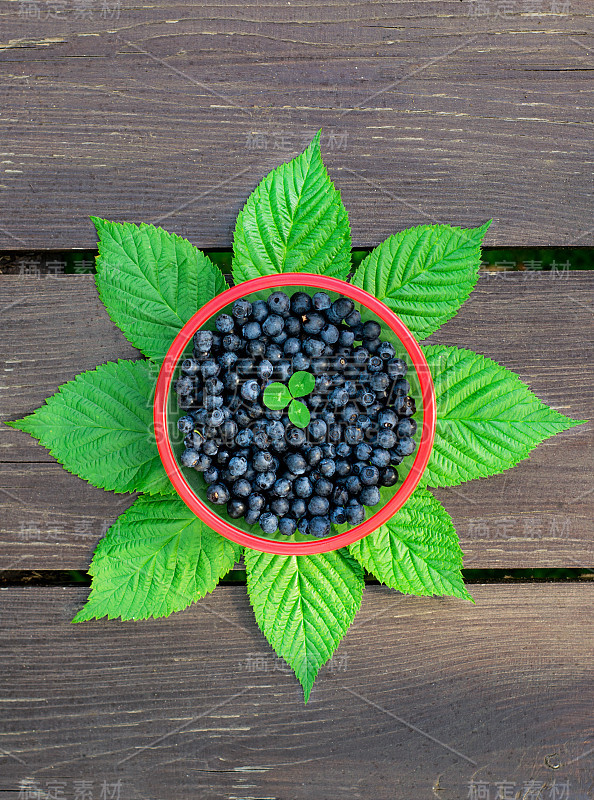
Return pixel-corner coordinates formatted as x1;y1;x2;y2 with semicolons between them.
290;291;312;315
309;516;331;538
259;512;279;534
279;517;297;536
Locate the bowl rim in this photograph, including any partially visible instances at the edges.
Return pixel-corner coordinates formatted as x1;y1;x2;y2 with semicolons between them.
154;272;436;555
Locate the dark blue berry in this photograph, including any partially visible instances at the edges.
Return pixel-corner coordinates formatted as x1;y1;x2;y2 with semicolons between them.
180;448;200;467
271;497;290;516
330;506;347;525
294;476;313;498
251;300;269;322
255;471;276;491
241;379;260;402
291;292;312;315
262;314;284;337
380;466;398;487
207;483;230;504
312;292;331;311
242;321;261;340
279;516;297;536
232;299;252;319
259;512;278;534
346;500;365;525
215;314;234;333
309;516;331;538
302;312;325;334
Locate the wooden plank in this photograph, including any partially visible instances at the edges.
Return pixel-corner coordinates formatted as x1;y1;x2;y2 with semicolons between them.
0;585;592;799
0;1;592;248
1;272;592;569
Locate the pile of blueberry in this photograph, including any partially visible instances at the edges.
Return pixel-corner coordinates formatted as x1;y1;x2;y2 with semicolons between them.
175;290;417;538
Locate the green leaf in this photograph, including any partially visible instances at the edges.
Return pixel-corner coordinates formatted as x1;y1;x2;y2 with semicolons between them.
6;359;173;495
73;495;241;622
352;221;491;339
263;382;292;410
421;345;586;487
244;548;364;702
232;131;352;284
289;370;316;398
349;488;472;601
288;398;311;428
92;217;227;361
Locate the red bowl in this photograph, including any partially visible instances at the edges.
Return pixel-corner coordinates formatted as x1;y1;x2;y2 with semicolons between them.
154;273;436;555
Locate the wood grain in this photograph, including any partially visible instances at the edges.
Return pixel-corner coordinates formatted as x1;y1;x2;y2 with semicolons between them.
0;1;592;248
0;584;592;800
1;272;591;569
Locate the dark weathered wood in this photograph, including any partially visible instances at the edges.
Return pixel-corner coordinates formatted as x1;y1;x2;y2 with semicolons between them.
1;272;591;569
0;1;592;248
0;585;592;799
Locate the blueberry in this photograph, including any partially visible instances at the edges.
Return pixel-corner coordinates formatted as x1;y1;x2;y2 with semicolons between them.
307;418;327;441
368;356;383;372
302;312;325;335
345;425;363;445
378;409;398;429
353;347;369;365
304;338;325;358
272;330;288;346
202;441;219;460
284;316;301;336
355;442;373;461
360;390;376;407
194;453;212;472
311;357;330;376
247;340;266;358
345;475;362;495
394;378;411;397
206;483;230;504
364;337;381;354
259;512;279;534
312;292;332;311
306;446;323;467
244;508;261;525
292;352;311;371
251;300;269;322
397;418;417;438
215;314;234;333
360;465;380;486
273;478;291;497
248;492;266;511
241;379;260;402
331;297;354;321
266;420;285;440
175;375;194;395
332;485;349;507
207;408;225;427
177;415;195;435
330;506;347;525
204;466;219;484
242;321;261;340
371;448;392;469
279;516;297;536
324;306;342;325
309;515;331;538
275;359;293;382
319;458;336;478
283;337;301;356
396;395;416;418
255;471;276;491
321;323;340;344
222;334;242;352
314;477;333;497
181;357;201;375
232;478;252;498
346;500;365;525
330;387;349;407
342;403;359;424
297;517;309;535
338;330;355;348
289;498;306;519
286;427;307;448
371;372;390;392
345;309;361;327
235;407;251;427
232;299;252;319
379;466;399;487
271;497;290;516
193;329;213;353
291;291;312;315
395;436;417;457
255;362;272;383
294;476;313;498
220;351;238;369
235;428;253;448
216;449;231;466
286;453;307;475
386;357;407;379
362;320;381;339
262;314;284;337
377;428;397;449
180;448;200;468
253;450;274;472
267;291;291;315
335;459;351;477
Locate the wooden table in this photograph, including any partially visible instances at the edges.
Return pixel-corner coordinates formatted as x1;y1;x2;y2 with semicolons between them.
1;2;592;798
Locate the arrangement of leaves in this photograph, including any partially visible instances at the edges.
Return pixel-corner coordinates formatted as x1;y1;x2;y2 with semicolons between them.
262;370;316;428
6;132;585;703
